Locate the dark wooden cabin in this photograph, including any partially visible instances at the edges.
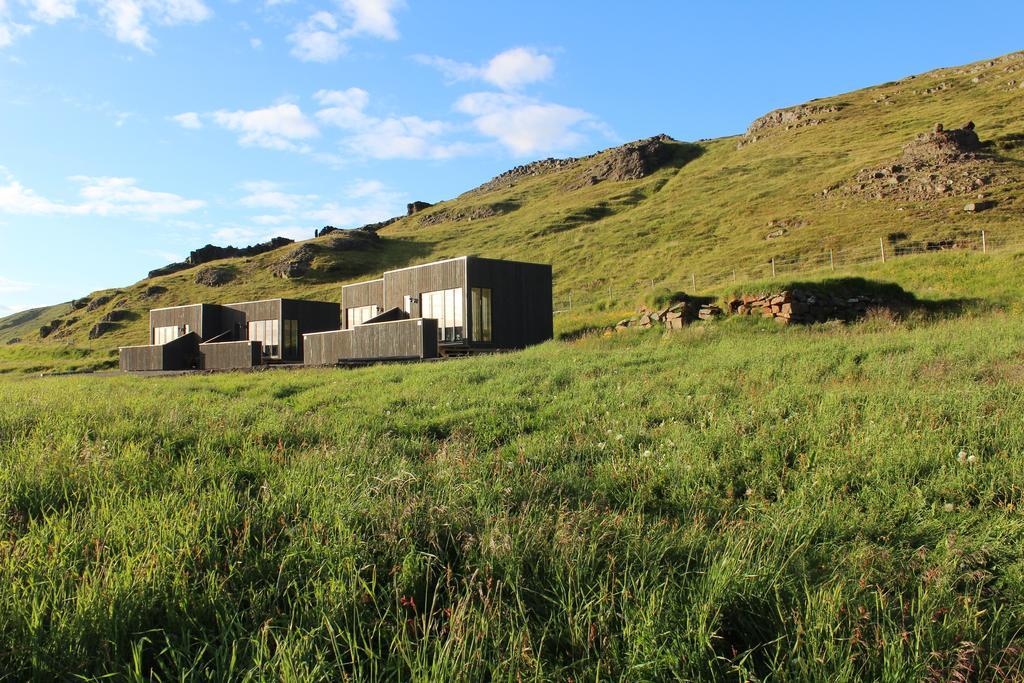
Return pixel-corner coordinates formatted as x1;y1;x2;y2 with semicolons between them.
304;256;552;365
120;298;339;371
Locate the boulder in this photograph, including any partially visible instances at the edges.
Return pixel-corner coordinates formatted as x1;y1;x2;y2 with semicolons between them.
86;295;113;312
194;266;234;287
407;201;433;215
272;244;317;279
88;321;118;339
141;285;167;299
964;200;996;212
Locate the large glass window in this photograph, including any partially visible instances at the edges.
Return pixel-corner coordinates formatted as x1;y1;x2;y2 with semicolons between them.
471;288;492;342
283;319;299;357
154;324;189;345
248;319;279;357
346;305;379;328
421;288;463;342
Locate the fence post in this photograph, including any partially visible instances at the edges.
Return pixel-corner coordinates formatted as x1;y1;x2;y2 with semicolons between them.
608;285;612;299
982;230;987;254
650;279;655;289
732;270;736;283
771;258;776;277
691;273;696;290
880;238;886;263
830;249;834;271
568;291;573;310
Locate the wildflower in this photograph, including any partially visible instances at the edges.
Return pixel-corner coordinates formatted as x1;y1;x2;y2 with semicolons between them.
615;434;624;441
957;450;968;463
745;488;754;498
967;454;978;464
642;450;652;458
944;503;955;512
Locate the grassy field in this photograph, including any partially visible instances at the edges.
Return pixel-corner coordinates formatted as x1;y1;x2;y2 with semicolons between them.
3;251;1024;680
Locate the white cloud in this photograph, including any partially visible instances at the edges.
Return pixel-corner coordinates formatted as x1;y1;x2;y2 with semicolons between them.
288;10;345;62
28;0;77;24
0;169;205;217
454;92;595;155
211;103;319;151
172;111;202;129
237;180;317;210
0;0;32;47
249;36;261;49
313;88;465;160
416;47;555;91
95;0;211;52
340;0;402;40
287;0;403;63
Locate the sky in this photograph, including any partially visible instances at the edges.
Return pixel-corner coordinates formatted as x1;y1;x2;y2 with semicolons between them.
1;1;1022;314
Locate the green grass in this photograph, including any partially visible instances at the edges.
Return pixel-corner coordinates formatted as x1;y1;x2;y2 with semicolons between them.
4;260;1024;679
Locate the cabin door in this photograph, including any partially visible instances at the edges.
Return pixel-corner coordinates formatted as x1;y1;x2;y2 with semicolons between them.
404;295;420;318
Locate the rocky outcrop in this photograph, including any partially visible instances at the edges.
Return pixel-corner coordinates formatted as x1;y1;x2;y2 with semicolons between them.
356;216;402;233
407;201;433;215
419;202;519;227
271;244;317;279
567;134;680;189
325;230;380;251
765;217;807;240
88;321;118;339
469;157;580;195
738;104;843;148
315;226;338;237
832;122;1004;202
70;297;91;311
147;236;295;279
194;266;235;287
39;317;78;339
86;295;113;312
141;285;167;299
901;122;982;164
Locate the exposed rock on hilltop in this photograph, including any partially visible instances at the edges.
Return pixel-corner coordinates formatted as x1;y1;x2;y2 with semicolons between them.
148;236;295;279
738;104;843;148
464;134;685;196
901;122;982;164
833;122;1006;202
567;134;679;189
419;202;519;227
469;157;580;196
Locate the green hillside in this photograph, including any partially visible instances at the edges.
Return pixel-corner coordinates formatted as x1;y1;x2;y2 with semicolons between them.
2;50;1023;369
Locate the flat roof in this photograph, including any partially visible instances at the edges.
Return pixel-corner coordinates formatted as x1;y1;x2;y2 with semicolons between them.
342;255;551;290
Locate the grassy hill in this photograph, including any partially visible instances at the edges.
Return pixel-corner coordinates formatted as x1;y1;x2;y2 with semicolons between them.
2;50;1023;372
3;250;1024;679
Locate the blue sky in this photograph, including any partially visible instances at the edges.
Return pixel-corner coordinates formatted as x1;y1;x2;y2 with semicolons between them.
1;1;1022;313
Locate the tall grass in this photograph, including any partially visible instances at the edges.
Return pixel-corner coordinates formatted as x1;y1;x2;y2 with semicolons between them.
3;308;1024;680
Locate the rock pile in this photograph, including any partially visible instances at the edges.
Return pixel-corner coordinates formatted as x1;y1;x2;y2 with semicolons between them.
727;290;882;324
833;122;1005;202
326;229;380;250
86;295;113;312
613;299;722;332
737;104;842;148
271;244;316;279
468;157;580;195
88;322;117;339
194;266;234;287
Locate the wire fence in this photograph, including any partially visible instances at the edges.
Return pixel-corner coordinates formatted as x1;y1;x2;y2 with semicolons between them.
554;229;1024;313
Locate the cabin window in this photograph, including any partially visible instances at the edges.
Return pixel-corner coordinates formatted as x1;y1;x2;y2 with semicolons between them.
420;288;463;342
248;319;279;357
347;305;379;328
154;324;187;345
283;319;299;357
471;288;492;342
